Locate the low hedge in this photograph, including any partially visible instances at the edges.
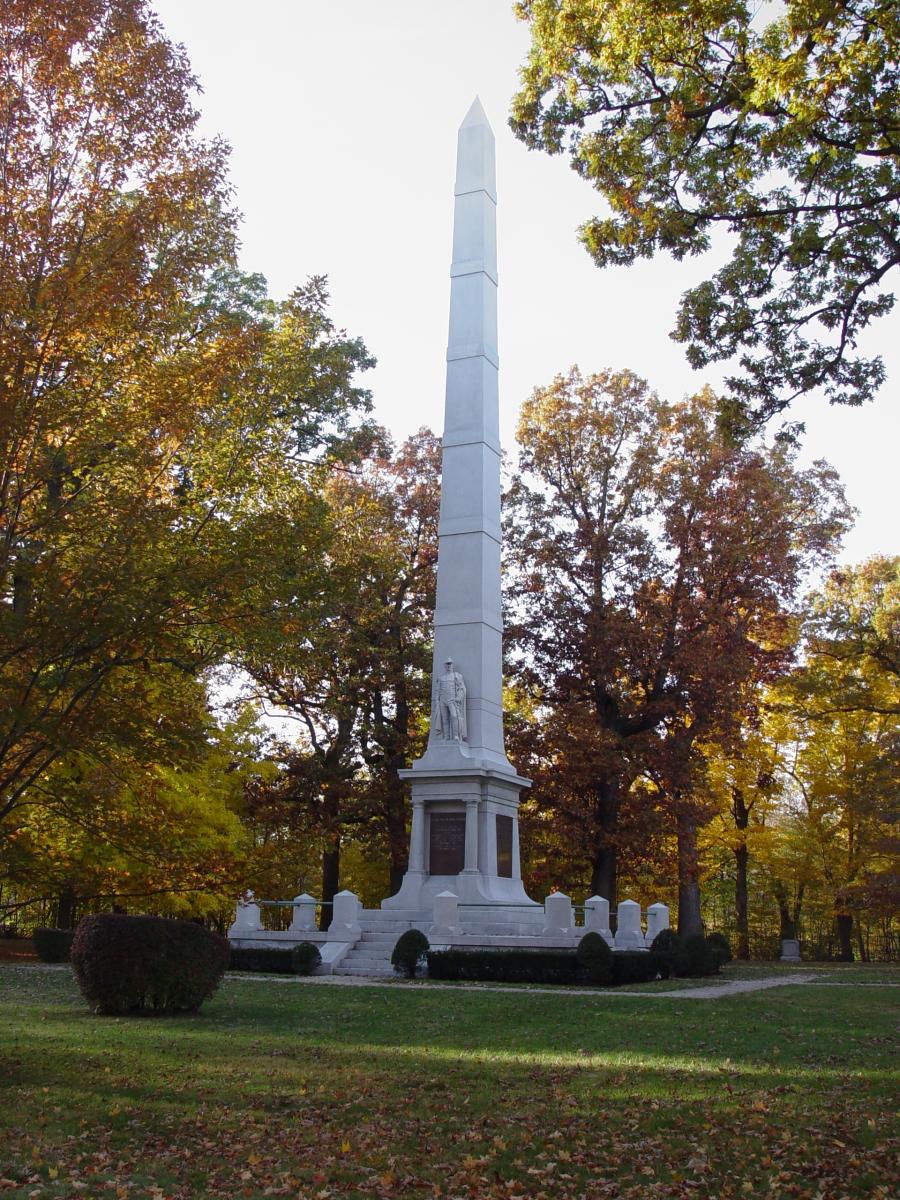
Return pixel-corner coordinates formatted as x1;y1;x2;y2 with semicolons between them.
427;946;674;987
33;927;75;963
71;914;229;1015
611;951;669;985
427;948;579;984
229;944;321;975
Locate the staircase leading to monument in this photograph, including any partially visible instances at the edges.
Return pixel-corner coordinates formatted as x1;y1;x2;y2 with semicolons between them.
332;925;411;977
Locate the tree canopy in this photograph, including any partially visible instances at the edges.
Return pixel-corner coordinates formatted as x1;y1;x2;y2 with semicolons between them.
511;0;900;427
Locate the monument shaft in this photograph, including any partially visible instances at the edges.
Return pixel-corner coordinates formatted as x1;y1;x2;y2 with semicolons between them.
430;97;507;768
387;99;538;924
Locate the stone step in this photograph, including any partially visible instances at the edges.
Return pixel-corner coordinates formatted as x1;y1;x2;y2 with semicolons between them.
333;965;394;977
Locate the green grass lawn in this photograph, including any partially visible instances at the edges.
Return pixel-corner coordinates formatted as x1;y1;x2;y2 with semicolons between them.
1;964;897;1199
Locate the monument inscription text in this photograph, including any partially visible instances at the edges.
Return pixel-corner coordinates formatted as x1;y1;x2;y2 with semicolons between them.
496;814;513;878
429;812;466;875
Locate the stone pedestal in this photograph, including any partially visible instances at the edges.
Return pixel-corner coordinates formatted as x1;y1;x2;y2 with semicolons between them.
584;896;613;946
780;938;801;962
613;899;646;950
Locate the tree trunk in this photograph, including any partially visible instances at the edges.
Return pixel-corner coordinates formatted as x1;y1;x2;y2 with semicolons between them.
589;783;618;914
320;839;340;931
731;787;751;959
676;809;703;936
590;844;617;917
384;772;409;898
56;882;76;930
835;912;853;961
734;843;749;958
778;902;796;940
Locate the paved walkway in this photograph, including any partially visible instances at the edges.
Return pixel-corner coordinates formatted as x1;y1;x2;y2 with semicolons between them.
224;970;820;999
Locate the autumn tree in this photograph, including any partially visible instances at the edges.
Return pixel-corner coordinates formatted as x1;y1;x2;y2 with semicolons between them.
0;1;373;872
511;1;900;426
505;369;849;924
772;559;900;958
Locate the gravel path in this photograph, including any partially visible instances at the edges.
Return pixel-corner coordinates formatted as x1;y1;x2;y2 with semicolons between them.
224;970;819;998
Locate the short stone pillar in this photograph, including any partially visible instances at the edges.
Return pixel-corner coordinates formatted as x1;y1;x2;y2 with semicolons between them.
613;899;645;950
327;890;362;940
227;891;262;938
289;893;317;933
780;938;801;962
429;891;463;940
645;903;670;946
583;896;613;946
542;891;574;937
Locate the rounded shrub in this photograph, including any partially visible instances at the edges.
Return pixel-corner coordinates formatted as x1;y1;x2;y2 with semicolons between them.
706;931;733;967
576;931;613;984
650;928;686;978
391;928;429;979
291;941;321;975
683;932;717;977
71;914;229;1015
33;927;74;963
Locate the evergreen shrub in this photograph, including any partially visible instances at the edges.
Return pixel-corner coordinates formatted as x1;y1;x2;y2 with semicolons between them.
427;948;578;984
576;931;613;983
292;941;322;975
391;929;430;979
71;914;228;1015
33;927;74;963
683;932;718;977
650;928;685;977
706;931;733;967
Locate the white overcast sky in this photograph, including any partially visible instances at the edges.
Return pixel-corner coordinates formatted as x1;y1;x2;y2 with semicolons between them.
154;0;897;565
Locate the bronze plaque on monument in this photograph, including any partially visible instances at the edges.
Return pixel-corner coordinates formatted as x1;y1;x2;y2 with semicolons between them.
496;814;513;878
429;812;466;875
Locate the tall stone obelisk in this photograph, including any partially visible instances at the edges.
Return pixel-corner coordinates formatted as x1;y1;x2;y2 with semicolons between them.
385;99;540;925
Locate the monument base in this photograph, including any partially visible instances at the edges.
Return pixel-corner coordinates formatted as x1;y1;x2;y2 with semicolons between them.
381;754;542;933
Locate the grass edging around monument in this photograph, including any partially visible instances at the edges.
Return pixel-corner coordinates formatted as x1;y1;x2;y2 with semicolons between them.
1;961;896;1199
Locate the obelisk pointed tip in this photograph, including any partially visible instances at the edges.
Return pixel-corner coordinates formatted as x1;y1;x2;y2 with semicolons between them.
461;95;491;131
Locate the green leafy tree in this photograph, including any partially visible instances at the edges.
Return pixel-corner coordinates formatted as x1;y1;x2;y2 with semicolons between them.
511;0;900;425
240;430;439;916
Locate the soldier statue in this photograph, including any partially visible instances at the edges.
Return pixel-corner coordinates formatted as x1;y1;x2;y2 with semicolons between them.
433;657;467;742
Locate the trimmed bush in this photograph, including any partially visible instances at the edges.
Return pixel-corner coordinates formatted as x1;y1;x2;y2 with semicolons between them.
427;948;578;984
650;928;685;977
576;931;613;984
292;941;322;975
33;927;74;963
71;914;228;1015
391;929;430;979
683;932;718;977
706;931;733;967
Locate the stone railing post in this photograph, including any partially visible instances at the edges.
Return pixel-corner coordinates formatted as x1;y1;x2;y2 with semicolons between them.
645;902;669;946
583;895;613;946
227;891;262;938
542;892;573;937
289;893;317;933
613;899;645;950
429;891;462;940
327;890;362;940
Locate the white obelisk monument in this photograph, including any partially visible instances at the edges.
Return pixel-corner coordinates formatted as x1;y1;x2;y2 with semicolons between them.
384;99;540;927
